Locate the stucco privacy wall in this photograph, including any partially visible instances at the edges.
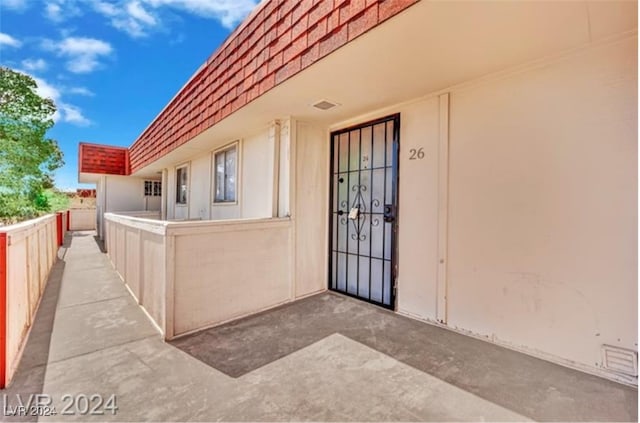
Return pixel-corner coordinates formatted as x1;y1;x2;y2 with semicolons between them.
172;219;291;336
104;214;299;338
106;215;167;333
105;121;330;337
1;215;58;387
69;209;96;231
116;211;161;219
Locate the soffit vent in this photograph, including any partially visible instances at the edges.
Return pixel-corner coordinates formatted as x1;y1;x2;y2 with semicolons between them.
312;100;339;111
601;345;638;376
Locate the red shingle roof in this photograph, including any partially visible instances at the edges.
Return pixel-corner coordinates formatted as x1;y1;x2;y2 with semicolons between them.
124;0;418;173
78;143;130;176
76;189;97;198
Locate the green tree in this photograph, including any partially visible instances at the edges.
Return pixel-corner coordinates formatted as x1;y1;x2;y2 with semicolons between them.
0;67;64;222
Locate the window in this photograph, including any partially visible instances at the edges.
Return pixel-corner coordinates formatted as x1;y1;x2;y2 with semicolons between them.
176;166;188;205
144;180;162;197
214;144;237;203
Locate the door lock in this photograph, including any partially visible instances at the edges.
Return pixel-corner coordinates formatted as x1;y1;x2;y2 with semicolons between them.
383;204;396;223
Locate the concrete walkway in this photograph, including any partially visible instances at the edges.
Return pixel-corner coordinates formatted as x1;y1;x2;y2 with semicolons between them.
1;231;636;421
1;231;161;421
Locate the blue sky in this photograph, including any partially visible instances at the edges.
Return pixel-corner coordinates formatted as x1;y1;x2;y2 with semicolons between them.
0;0;259;189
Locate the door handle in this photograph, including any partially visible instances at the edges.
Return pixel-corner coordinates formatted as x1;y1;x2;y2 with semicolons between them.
383;204;396;223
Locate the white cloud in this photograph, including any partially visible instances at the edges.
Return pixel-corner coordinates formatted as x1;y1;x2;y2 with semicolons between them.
13;0;257;40
92;0;257;37
93;0;157;38
18;71;92;126
2;0;29;10
30;75;61;104
21;58;48;72
128;1;156;25
67;87;94;96
43;37;113;73
59;103;91;126
94;1;118;16
43;0;81;22
143;0;257;28
45;3;63;21
0;33;22;48
14;0;257;39
111;15;150;38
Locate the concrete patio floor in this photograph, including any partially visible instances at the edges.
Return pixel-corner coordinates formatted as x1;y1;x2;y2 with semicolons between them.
1;231;637;422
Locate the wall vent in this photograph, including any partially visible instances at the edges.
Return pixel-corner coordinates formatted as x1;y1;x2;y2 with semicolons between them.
312;100;338;111
601;345;638;376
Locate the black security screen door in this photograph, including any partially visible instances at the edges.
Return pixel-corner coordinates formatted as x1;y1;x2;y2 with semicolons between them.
328;114;400;309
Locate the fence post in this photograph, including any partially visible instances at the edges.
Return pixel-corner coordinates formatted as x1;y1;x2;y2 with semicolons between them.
0;232;7;389
56;213;63;247
66;210;70;231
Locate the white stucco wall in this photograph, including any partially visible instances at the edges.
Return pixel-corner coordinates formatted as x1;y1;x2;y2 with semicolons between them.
96;176;161;239
166;167;182;220
104;176;162;215
395;97;441;319
294;121;329;298
165;125;280;222
445;36;637;373
241;130;276;218
96;177;106;239
188;154;211;220
326;34;637;379
105;176;145;213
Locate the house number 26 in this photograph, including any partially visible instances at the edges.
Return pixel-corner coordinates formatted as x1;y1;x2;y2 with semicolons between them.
409;148;425;160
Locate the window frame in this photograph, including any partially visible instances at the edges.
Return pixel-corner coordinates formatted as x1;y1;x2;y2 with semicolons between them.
212;141;239;205
144;180;162;198
175;164;189;206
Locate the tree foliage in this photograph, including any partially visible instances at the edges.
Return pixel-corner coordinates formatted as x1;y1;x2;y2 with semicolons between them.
0;67;64;222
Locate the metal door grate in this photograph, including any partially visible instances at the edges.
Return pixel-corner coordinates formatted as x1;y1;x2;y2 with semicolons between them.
328;114;400;309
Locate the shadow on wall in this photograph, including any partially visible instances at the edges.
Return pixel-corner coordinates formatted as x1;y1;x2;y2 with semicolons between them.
0;234;72;421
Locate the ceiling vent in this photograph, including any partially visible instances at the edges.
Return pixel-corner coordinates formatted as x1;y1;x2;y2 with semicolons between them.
312;100;339;111
601;345;638;376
